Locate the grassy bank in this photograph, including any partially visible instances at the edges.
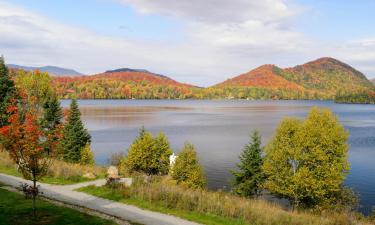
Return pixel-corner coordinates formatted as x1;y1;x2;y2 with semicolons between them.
0;184;117;225
78;176;373;225
0;150;106;185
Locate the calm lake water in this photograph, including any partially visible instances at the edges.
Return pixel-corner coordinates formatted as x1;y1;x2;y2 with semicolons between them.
61;100;375;213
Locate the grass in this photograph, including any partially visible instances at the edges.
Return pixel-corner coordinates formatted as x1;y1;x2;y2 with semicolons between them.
78;176;374;225
0;150;106;185
79;185;249;225
0;186;117;225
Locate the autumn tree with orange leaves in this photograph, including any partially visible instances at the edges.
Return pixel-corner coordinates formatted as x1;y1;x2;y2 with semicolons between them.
0;95;62;217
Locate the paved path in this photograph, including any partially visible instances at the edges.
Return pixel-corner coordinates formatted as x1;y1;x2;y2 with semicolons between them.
0;173;200;225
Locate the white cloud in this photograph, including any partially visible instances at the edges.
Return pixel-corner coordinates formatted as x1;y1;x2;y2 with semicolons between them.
0;0;374;86
120;0;298;24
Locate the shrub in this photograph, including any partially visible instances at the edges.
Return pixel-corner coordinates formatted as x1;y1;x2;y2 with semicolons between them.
108;152;125;166
80;144;95;165
122;127;172;175
172;143;206;189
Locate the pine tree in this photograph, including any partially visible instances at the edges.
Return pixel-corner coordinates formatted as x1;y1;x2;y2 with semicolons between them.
41;94;63;131
232;130;264;197
61;99;91;163
0;56;16;127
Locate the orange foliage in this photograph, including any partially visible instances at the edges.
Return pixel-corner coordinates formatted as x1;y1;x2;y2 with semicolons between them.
215;65;304;91
53;71;195;99
0;94;62;181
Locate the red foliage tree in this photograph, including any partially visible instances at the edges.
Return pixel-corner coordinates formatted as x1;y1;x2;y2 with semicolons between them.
0;94;61;217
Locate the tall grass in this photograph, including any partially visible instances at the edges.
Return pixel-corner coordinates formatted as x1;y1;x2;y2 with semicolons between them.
0;150;106;184
106;176;372;225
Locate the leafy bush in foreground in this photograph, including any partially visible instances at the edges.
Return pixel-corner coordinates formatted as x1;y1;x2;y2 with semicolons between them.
172;143;206;189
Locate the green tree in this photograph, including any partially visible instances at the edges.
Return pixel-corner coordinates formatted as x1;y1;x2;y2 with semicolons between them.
14;70;53;115
155;132;173;174
123;128;172;175
262;108;349;208
41;94;63;131
61;99;91;163
172;143;206;189
80;143;95;165
232;130;264;197
0;56;16;127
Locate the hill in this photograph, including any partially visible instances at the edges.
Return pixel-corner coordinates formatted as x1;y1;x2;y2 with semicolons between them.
371;78;375;85
215;64;304;91
212;57;374;99
7;64;83;76
53;69;197;99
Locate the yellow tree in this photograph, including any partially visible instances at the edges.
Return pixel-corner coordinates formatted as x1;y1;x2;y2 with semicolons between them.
263;107;350;208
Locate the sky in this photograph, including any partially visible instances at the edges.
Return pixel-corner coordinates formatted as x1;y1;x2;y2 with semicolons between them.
1;0;375;86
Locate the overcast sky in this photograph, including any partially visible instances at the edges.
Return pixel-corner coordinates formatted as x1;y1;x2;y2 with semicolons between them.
1;0;375;86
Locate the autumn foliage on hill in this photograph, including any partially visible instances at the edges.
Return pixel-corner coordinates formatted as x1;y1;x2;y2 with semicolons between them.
48;57;375;100
53;71;196;99
282;57;374;97
214;57;374;100
215;65;304;91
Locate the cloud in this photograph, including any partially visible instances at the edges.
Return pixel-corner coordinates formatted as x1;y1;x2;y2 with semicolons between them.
120;0;298;24
0;0;374;87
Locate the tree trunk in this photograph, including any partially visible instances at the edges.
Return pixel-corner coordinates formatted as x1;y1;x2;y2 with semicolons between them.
32;172;36;219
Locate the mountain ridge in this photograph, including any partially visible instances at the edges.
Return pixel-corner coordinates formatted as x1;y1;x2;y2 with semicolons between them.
7;64;83;77
15;57;374;99
215;57;374;99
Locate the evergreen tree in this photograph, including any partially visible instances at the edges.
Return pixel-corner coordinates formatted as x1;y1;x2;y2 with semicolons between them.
41;94;63;131
61;99;91;162
0;56;16;127
172;143;206;189
232;130;264;197
263;108;349;208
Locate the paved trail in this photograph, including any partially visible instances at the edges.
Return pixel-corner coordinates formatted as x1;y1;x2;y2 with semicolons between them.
0;173;200;225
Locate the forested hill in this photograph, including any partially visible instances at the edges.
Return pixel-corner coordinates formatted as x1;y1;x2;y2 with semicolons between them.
19;57;374;100
53;70;197;99
212;57;374;100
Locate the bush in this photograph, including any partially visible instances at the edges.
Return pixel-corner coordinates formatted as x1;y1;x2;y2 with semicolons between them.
122;127;172;175
108;152;125;166
80;144;95;165
172;143;206;189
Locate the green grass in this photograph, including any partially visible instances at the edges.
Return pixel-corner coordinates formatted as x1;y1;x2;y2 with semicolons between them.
0;187;117;225
78;185;250;225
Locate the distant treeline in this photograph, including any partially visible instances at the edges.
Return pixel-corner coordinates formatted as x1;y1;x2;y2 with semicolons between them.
335;91;375;104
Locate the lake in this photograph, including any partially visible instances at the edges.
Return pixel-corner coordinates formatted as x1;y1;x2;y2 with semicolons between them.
61;100;375;214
